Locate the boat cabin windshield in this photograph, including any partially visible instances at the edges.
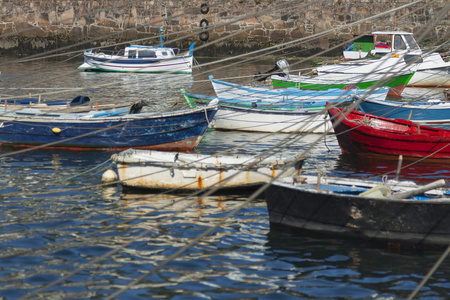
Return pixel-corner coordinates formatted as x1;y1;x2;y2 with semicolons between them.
404;35;420;50
393;35;406;50
128;50;137;58
125;47;176;59
393;34;420;51
139;50;156;58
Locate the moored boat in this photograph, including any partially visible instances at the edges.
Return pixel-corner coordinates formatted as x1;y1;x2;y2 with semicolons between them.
0;101;218;151
210;75;389;103
269;59;414;97
112;148;305;191
78;44;195;74
0;95;90;107
341;31;450;88
210;104;331;133
358;98;450;124
328;106;450;159
182;89;347;111
265;174;450;248
182;90;332;133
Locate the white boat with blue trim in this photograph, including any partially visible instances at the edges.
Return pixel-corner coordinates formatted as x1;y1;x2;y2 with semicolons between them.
209;75;389;104
78;44;195;74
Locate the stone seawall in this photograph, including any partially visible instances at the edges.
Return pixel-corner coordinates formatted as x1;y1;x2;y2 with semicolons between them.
0;0;448;57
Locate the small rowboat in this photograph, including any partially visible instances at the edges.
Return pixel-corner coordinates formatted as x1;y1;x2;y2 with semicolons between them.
328;106;450;159
0;101;218;151
209;76;389;103
112;148;305;191
265;174;450;248
358;98;450;124
265;59;415;97
182;90;332;133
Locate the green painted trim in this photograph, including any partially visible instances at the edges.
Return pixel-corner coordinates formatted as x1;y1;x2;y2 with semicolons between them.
271;72;414;90
180;89;198;108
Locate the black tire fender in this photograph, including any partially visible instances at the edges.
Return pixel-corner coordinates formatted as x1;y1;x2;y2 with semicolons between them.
199;31;209;41
200;18;209;28
200;3;209;14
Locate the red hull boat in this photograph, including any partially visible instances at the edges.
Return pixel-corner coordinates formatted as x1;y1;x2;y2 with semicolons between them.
328;106;450;159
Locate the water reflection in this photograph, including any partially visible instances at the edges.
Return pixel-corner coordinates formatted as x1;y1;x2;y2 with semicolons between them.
334;153;450;185
0;56;449;299
265;230;450;299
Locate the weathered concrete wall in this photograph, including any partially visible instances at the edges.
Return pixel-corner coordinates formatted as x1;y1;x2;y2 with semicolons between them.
0;0;448;57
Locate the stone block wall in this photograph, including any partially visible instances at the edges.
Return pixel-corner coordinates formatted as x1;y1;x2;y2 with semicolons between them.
0;0;448;57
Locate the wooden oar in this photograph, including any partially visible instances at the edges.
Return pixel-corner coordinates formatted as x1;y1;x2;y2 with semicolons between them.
391;179;446;199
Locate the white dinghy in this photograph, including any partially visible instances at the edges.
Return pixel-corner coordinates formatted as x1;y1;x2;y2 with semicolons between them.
112;149;305;191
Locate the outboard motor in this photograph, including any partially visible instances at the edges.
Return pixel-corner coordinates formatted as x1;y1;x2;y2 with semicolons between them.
254;59;291;82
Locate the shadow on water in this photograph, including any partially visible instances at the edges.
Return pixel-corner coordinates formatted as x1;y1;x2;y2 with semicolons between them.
265;229;450;299
333;153;450;185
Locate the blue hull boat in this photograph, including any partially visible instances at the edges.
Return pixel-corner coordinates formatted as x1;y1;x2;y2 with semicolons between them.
358;98;450;123
0;102;218;151
0;95;90;107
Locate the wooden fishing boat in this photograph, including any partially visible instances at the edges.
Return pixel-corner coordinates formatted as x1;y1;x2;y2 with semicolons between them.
78;44;195;74
182;90;332;133
358;98;450;124
270;59;414;97
0;95;90;107
209;104;331;133
265;174;450;248
182;89;338;110
209;75;389;103
341;31;450;88
328;106;450;159
0;101;218;151
112;148;305;191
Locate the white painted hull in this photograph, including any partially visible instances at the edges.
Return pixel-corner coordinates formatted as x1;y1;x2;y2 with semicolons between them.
343;50;369;59
213;105;331;133
79;54;193;74
341;51;450;87
317;54;415;75
113;149;304;190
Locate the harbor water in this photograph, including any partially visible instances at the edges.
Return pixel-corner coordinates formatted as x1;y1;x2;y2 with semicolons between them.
0;56;450;299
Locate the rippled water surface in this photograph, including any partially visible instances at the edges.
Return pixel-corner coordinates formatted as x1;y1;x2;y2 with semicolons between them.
0;56;449;299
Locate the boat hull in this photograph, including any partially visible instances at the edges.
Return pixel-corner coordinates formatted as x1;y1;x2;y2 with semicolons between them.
113;149;304;190
0;106;217;151
79;54;194;74
343;42;450;87
211;78;388;102
182;90;349;110
328;107;450;159
271;73;414;97
358;99;450;123
407;67;450;88
265;178;450;247
213;105;331;133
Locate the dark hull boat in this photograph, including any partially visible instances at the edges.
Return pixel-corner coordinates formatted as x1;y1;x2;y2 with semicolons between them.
265;175;450;248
